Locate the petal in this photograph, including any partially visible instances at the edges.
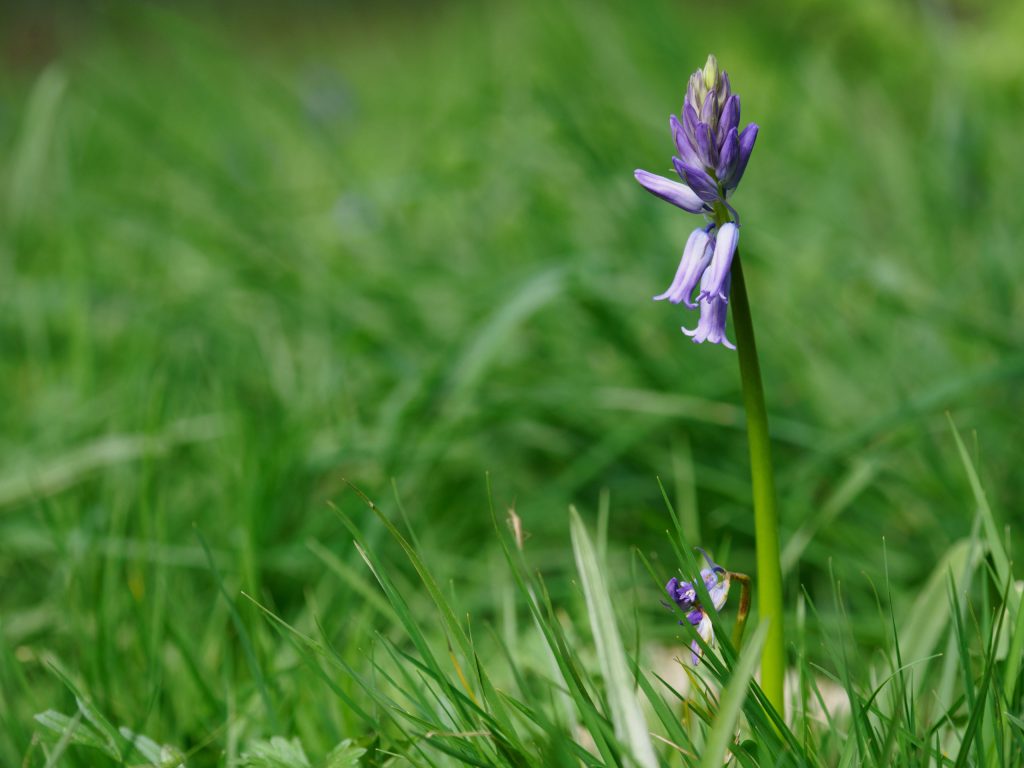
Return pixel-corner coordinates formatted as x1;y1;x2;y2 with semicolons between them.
684;81;698;116
709;572;731;611
633;169;704;213
653;227;713;306
671;157;719;203
698;222;739;303
706;278;736;350
701;568;718;592
669;114;699;166
717;94;740;145
682;103;700;145
696;613;715;659
686;276;736;350
697;612;714;646
726;123;758;189
681;320;705;343
699;87;717;127
716;128;738;181
690;612;715;665
666;577;696;609
694;121;717;168
690;640;702;666
683;308;711;344
697;546;726;574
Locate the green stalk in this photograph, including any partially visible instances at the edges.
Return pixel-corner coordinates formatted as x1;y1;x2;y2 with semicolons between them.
729;249;786;717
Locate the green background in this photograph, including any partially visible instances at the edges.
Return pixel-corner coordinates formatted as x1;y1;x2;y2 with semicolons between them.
1;0;1022;761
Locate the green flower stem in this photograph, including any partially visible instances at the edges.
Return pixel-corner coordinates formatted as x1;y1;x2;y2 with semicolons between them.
729;250;786;717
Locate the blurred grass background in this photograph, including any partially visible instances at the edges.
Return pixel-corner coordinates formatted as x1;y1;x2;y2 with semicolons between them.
1;0;1023;761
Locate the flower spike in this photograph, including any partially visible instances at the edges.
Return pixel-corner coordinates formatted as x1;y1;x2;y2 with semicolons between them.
634;54;758;349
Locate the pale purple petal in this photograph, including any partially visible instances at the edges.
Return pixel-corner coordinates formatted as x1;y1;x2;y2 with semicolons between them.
633;169;704;213
708;572;731;611
653;227;713;307
701;568;718;592
683;272;735;350
669;114;687;158
698;222;739;302
681;307;709;344
690;640;702;666
682;103;699;145
669;114;701;167
697;612;714;645
690;612;715;665
699;87;717;126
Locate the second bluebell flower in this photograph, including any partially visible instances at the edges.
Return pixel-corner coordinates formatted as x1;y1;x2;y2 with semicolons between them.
665;549;731;665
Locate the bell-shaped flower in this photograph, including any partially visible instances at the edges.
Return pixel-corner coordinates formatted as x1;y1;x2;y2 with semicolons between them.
653;225;714;308
697;222;739;304
683;271;735;349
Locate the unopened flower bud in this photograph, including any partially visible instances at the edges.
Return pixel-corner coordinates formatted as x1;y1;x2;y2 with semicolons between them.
702;54;719;90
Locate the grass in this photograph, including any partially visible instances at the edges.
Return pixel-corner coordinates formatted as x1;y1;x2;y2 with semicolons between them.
1;0;1023;764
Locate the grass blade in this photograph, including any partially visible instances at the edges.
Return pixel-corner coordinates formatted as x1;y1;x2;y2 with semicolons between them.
569;506;658;768
698;622;768;768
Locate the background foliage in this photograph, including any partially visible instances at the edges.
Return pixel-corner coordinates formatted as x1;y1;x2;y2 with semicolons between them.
1;0;1022;764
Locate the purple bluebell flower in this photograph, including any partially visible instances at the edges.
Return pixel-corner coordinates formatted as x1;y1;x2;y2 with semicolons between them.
664;549;731;665
652;224;713;308
683;272;735;350
635;55;758;349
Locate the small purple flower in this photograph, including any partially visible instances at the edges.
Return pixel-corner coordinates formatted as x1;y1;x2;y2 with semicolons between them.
664;549;731;665
635;55;758;349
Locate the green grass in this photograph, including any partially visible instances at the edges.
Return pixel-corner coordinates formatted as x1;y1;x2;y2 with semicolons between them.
1;0;1023;764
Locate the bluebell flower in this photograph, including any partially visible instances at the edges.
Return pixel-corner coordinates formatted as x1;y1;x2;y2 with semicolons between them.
665;549;731;665
635;55;758;349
